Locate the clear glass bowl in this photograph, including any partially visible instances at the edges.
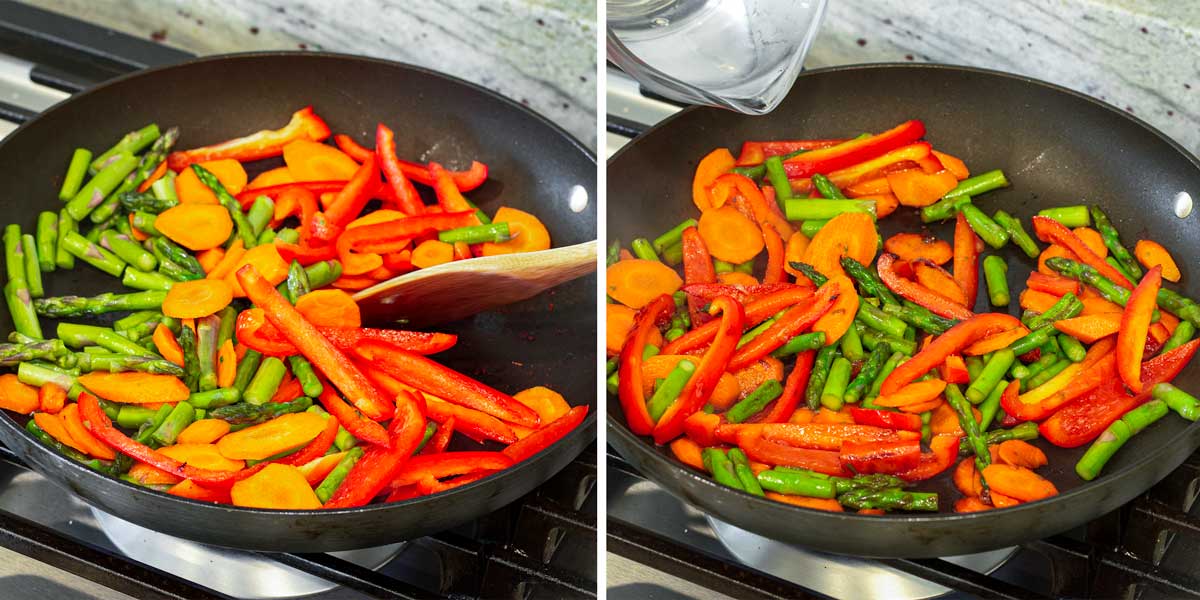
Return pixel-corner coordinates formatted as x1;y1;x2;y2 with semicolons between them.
607;0;829;114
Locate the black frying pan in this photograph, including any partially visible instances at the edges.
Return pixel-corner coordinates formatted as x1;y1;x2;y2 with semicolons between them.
0;52;596;552
607;63;1200;558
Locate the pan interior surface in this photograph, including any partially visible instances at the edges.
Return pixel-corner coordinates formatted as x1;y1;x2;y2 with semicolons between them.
0;52;596;551
607;63;1200;557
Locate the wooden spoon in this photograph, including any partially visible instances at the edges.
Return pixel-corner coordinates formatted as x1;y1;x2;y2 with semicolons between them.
353;240;597;326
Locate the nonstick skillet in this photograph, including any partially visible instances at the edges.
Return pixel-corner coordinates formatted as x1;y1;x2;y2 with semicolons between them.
607;63;1200;558
0;51;596;552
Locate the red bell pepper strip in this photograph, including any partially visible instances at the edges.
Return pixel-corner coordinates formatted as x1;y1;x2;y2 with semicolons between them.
362;368;518;444
763;349;816;423
167;106;331;171
274;241;339;266
317;388;391;447
1040;339;1199;447
502;405;589;463
1026;272;1080;297
880;312;1022;395
762;223;786;285
654;297;745;445
1002;348;1113;422
1118;266;1162;393
423;395;517;444
681;226;717;327
877;253;975;321
709;173;793;236
941;355;970;385
734;139;848;167
334;211;477;256
333;133;374;162
780;120;926;179
324;390;427;507
237;264;396;421
1032;216;1133;289
78;392;240;487
390;451;514;488
358;340;539;428
617;294;676;436
321;155;381;234
753;423;921;451
375;124;425;216
662;287;812;355
236;309;454;357
896;434;961;482
428;162;477;216
839;440;922;474
953;212;979;308
681;282;811;306
850;408;922;432
726;284;837;371
276;412;341;465
420;416;455;456
736;428;848;476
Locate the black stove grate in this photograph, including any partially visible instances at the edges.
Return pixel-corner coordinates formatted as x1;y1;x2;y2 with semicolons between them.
0;3;597;598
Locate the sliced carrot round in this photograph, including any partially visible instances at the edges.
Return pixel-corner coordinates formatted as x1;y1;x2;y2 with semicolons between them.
733;357;784;399
480;207;552;256
411;239;455;269
1135;239;1181;282
177;419;232;445
693;148;736;212
175;158;247;204
717;271;758;286
698;205;764;264
801;212;877;280
783;232;811;279
884;232;952;265
606;259;683;309
217;412;327;460
0;374;39;414
153;323;185;366
77;372;191;404
163;278;234;318
33;412;87;454
223;244;290;297
513;386;570;425
246;166;296;190
160;443;245;472
155;204;234;251
283;140;359;182
231;463;322;509
295;289;362;328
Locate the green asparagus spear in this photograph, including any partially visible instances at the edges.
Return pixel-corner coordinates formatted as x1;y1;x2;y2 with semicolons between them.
785;199;876;221
17;361;75;390
55;209;76;269
821;357;852;410
34;290;165;318
881;302;956;335
991;210;1040;258
955;199;1009;249
315;446;364;502
58;148;93;201
1153;383;1200;421
90;124;159;173
1037;205;1090;228
965;349;1015;404
187;387;241;410
703;448;745;491
1076;400;1168;480
151;237;205;279
845;344;890;405
118;190;178;214
0;340;69;366
20;234;43;298
770;332;826;358
788;261;828;287
5;280;42;339
982;255;1009;306
726;378;783;424
195;315;220;391
438;222;511;245
946;384;990;475
838;488;939;512
61;231;126;277
233;349;263;393
1163;321;1196;354
646;359;696;422
288;355;324;398
210;396;313;426
66;153;139;220
652;219;698;254
245;196;276;237
727;448;765;496
151;401;195;446
841;256;900;305
1058;334;1087;362
244;357;287;405
191;164;257;247
806;345;837;410
756;469;836;498
35;212;57;273
121;268;175;291
840;322;865;360
630;238;660;262
1089;205;1141;279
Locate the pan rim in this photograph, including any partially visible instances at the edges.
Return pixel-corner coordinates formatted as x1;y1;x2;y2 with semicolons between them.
606;61;1200;526
0;50;597;519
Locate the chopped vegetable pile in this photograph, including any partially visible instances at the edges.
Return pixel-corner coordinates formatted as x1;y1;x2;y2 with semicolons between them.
0;107;584;509
607;120;1200;514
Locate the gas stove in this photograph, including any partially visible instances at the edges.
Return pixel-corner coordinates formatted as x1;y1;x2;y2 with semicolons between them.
0;3;596;598
605;65;1200;600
